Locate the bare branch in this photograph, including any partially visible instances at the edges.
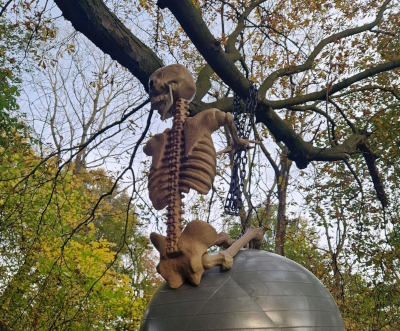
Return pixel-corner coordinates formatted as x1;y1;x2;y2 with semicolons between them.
288;103;336;130
265;58;400;109
54;0;164;91
0;0;13;17
259;0;392;97
328;98;356;133
332;84;400;101
253;123;279;177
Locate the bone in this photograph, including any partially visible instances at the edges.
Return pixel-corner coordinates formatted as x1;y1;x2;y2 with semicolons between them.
202;227;264;271
160;84;174;120
146;64;265;287
202;250;233;270
226;227;264;256
165;99;188;253
148;64;196;120
216;145;233;156
216;140;260;156
213;232;236;248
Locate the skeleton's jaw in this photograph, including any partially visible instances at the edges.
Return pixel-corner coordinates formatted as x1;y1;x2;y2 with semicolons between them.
159;103;173;121
150;84;174;120
151;100;170;120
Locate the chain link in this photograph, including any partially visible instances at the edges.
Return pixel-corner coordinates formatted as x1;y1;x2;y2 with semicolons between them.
224;82;258;216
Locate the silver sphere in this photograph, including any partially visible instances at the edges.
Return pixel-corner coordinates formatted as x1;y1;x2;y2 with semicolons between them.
140;249;345;330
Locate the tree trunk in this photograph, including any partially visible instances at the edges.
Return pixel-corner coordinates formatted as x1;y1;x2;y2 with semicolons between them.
74;151;86;175
331;254;343;301
275;146;292;256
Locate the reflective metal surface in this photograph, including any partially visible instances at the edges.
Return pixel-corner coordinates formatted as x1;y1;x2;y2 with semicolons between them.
140;249;345;331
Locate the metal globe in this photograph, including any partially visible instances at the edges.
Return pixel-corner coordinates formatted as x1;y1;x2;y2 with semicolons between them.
140;249;345;331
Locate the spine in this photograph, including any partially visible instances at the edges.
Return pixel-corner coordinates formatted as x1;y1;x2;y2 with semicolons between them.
166;99;188;254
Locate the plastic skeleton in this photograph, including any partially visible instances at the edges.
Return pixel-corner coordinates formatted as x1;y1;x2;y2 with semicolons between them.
144;64;263;288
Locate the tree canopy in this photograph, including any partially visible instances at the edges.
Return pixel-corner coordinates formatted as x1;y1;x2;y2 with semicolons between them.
1;0;400;330
54;0;398;205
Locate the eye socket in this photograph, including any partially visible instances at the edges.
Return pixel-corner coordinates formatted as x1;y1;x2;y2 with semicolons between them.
149;80;154;90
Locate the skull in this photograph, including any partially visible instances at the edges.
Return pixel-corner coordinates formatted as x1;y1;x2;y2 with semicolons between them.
149;64;196;120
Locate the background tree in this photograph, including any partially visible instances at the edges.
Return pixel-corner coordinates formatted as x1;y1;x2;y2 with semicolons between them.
50;0;400;240
1;0;400;330
0;129;160;330
26;29;145;174
0;2;161;330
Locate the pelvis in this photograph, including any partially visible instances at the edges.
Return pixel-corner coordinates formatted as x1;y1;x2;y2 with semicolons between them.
150;220;217;288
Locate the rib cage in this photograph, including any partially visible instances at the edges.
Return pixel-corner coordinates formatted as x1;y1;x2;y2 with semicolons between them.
179;137;216;194
147;137;216;206
145;104;219;253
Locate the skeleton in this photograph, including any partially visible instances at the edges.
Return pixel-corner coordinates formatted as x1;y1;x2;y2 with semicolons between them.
144;64;263;288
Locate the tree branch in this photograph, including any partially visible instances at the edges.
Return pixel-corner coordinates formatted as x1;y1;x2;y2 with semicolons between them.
54;0;164;91
0;0;13;17
252;123;279;177
259;0;391;98
288;103;336;129
157;0;250;99
195;0;266;100
255;104;367;168
328;98;356;133
265;58;400;109
332;84;400;101
357;140;387;208
54;0;390;204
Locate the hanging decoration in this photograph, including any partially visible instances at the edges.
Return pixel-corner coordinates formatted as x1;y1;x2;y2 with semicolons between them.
224;82;258;216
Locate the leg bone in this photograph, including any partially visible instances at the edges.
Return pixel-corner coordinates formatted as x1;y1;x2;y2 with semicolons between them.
226;227;264;257
202;251;233;270
202;227;264;270
213;232;236;248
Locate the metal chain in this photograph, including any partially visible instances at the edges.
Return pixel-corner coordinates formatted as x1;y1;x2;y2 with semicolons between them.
224;82;258;216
